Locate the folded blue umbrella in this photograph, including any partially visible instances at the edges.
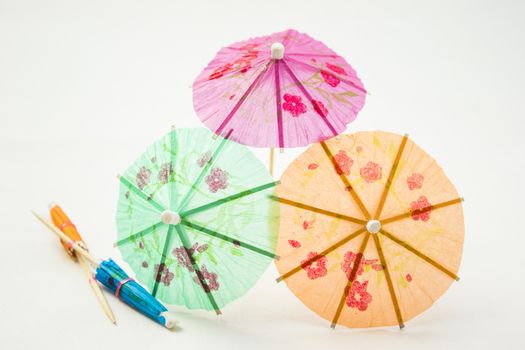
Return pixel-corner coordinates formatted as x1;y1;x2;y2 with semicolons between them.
96;259;176;328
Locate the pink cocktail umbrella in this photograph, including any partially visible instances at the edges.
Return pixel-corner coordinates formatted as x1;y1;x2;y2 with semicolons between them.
193;29;367;173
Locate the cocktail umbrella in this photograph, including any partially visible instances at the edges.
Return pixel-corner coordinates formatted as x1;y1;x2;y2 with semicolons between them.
114;127;279;314
192;29;366;173
32;212;176;328
273;131;464;328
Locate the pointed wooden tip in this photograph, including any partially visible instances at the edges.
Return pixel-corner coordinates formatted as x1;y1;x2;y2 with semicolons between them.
275;276;283;283
215;309;222;316
116;174;121;180
170;124;176;131
273;255;281;261
399;323;405;329
455;276;461;281
330;323;337;329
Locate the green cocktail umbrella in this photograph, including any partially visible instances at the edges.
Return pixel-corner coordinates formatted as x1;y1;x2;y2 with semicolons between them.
114;127;279;313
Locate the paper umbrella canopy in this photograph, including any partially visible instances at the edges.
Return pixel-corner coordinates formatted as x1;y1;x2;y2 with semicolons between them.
273;131;464;328
115;127;279;313
193;28;366;148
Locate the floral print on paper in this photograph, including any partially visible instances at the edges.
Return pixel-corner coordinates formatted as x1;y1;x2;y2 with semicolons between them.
282;94;307;117
326;62;347;75
288;239;301;248
312;99;328;117
407;173;424;190
345;280;372;311
205;167;229;193
198;151;212;168
334;150;353;175
136;166;151;190
154;263;174;286
411;195;432;221
308;163;319;170
194;265;219;292
301;251;327;280
321;70;341;87
341;251;382;279
360;161;382;183
158;162;173;184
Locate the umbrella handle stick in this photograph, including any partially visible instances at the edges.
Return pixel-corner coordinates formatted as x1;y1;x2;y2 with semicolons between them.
32;211;100;267
269;148;274;177
77;254;117;324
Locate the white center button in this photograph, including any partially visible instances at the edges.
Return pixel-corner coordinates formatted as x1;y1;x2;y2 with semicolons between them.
366;220;381;234
160;210;181;225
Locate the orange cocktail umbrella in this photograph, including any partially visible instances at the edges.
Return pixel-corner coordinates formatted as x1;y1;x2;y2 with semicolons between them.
273;131;464;328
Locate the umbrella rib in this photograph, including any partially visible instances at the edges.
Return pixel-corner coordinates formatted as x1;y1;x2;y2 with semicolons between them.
269;195;366;225
215;60;274;136
176;129;233;211
168;128;177;212
374;134;409;218
319;141;371;219
181;220;278;259
281;59;338;136
276;227;366;282
119;176;165;212
330;232;370;328
152;225;175;297
379;228;460;280
113;222;164;247
380;198;464;225
174;225;222;315
274;59;284;149
372;233;405;329
285;56;367;94
181;181;280;217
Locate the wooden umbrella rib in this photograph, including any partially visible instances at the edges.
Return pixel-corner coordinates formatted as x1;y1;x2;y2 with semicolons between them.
175;225;222;315
176;129;233;211
152;225;175;297
119;176;165;212
319;141;371;219
374;134;408;218
113;222;164;247
181;181;280;217
276;227;366;282
181;220;278;259
330;233;370;328
380;229;460;281
381;198;464;225
372;234;405;329
269;195;366;225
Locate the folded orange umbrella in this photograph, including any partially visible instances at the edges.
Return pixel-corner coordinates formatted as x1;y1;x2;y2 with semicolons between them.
49;204;116;324
274;131;464;328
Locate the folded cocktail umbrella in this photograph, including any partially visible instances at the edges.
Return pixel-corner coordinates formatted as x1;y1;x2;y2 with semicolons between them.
193;29;366;173
273;131;464;328
114;127;279;314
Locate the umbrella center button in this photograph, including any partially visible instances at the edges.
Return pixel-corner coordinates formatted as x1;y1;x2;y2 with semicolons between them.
160;210;181;225
366;220;381;234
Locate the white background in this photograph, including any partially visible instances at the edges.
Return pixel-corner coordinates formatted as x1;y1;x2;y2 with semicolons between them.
1;0;524;349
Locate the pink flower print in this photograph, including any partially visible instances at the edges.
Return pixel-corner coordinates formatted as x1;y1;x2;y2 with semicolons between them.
341;251;382;278
321;70;341;87
308;163;319;170
301;251;328;280
194;264;219;292
411;195;432;221
312;99;328;117
154;263;174;286
198;151;212;168
282;94;307;117
136;166;152;190
407;173;424;190
208;63;233;80
173;246;195;272
360;162;382;183
205;167;229;193
345;280;373;311
334;150;353;175
158;162;173;184
288;239;301;248
326;62;347;75
302;220;312;230
406;273;413;282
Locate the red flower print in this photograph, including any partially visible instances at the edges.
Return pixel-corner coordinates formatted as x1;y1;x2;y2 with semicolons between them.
341;251;382;278
288;239;301;248
205;167;229;193
411;195;432;221
194;264;220;292
208;63;233;80
334;150;353;175
282;94;307;117
154;263;174;286
406;273;413;282
173;246;195;272
345;280;373;311
136;166;152;190
326;62;347;75
407;173;424;190
360;162;382;183
301;251;328;280
308;163;319;170
302;220;313;230
321;70;341;87
158;162;173;184
229;94;235;100
312;99;328;117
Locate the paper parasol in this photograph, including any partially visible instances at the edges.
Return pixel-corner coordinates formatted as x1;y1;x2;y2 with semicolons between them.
115;127;279;313
193;29;366;149
273;131;464;328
